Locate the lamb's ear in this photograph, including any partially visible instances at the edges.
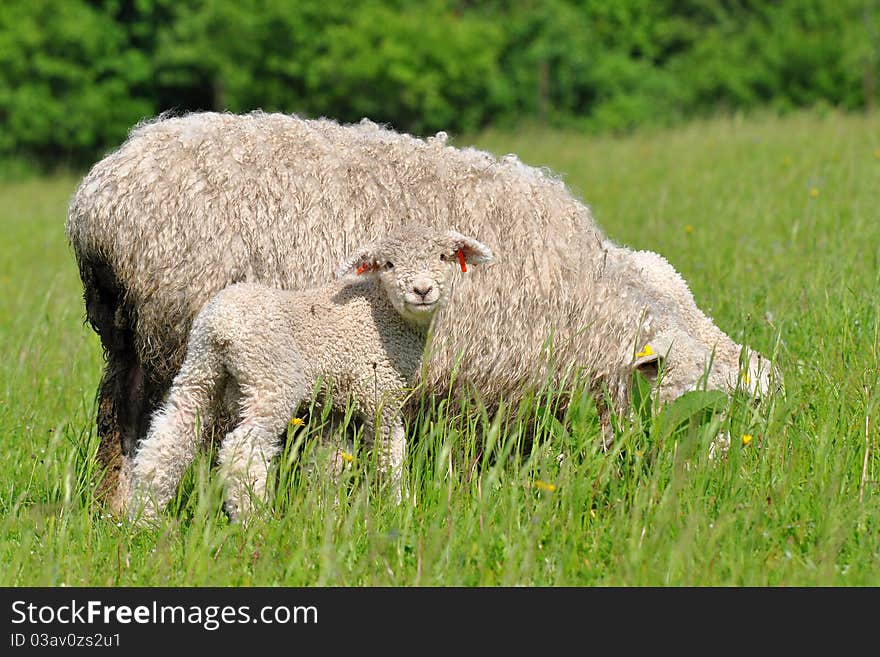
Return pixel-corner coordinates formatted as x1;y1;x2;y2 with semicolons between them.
336;246;378;280
447;231;494;273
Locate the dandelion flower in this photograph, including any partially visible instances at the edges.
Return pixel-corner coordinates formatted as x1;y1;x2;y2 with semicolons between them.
783;156;793;166
534;480;556;493
742;434;753;446
340;451;355;463
636;344;654;359
874;148;880;160
684;224;694;234
289;417;305;427
809;188;819;198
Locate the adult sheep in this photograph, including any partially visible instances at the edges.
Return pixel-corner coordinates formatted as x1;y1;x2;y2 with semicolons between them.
66;111;778;512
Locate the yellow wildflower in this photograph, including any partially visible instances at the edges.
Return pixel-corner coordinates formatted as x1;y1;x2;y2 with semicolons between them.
289;417;305;427
742;434;753;446
684;224;694;234
783;156;793;166
340;451;355;463
809;188;820;198
636;344;654;359
874;148;880;160
533;480;556;493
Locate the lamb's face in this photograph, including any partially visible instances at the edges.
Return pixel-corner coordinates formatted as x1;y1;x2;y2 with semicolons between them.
339;224;494;328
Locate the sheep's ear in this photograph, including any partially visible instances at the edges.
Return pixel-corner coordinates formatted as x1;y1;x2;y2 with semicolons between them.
336;247;378;280
447;231;494;273
634;346;664;382
633;335;672;382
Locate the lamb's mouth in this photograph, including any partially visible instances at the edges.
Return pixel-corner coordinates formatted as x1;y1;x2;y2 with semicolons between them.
406;301;437;312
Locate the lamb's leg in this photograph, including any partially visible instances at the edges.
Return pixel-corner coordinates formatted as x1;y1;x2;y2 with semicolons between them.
362;409;407;503
217;420;283;521
218;355;310;521
128;340;222;522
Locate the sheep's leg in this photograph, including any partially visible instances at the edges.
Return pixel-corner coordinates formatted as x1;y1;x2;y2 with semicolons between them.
128;339;222;522
218;354;310;521
94;357;133;514
93;339;161;516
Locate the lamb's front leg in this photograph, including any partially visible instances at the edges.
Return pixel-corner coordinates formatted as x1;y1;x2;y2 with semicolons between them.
128;347;221;523
363;410;407;503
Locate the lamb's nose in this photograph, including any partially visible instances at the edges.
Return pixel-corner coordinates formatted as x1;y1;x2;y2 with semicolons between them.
413;283;433;298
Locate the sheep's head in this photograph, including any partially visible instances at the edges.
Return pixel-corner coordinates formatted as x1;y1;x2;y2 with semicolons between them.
632;327;780;406
337;224;494;327
617;246;782;407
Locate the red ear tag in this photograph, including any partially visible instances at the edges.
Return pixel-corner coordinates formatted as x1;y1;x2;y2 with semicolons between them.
456;249;467;273
356;262;371;275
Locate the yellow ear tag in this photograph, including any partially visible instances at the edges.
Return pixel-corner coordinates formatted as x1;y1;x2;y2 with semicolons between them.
636;344;654;359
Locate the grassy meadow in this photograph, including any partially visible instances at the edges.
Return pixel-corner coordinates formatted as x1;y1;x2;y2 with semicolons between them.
1;111;878;586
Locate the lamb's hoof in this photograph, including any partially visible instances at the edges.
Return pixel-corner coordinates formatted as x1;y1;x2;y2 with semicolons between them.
708;432;731;462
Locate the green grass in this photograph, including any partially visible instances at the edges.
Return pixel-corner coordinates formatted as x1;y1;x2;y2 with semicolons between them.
1;110;879;586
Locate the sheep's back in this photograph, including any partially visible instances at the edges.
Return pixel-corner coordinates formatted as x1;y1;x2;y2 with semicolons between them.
66;111;606;398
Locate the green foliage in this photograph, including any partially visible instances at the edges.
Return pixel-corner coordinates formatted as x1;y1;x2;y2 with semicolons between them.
152;0;505;133
0;0;154;166
308;3;504;133
0;0;878;167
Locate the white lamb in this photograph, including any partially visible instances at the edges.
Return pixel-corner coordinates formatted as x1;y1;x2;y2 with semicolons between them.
128;224;494;521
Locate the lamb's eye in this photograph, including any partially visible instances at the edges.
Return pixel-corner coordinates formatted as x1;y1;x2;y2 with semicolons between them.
384;261;394;270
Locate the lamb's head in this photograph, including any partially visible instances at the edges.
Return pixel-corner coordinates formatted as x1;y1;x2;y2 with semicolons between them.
338;224;494;327
613;246;781;407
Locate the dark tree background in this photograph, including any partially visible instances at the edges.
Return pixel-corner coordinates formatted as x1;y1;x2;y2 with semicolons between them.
0;0;877;168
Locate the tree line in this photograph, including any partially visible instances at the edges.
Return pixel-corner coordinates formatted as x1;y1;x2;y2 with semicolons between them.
1;0;876;169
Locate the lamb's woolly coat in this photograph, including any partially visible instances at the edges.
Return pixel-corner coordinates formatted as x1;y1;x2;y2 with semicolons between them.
129;225;493;519
67;111;776;510
130;278;424;519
